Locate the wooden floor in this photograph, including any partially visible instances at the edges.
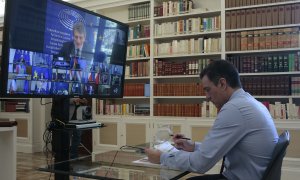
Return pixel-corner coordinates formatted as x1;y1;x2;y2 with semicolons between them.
17;152;54;180
17;152;199;180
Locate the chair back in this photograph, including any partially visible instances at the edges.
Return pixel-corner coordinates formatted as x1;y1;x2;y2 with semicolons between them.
262;130;290;180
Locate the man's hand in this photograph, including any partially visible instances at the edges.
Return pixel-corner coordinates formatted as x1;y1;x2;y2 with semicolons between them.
172;133;195;152
145;148;161;164
73;98;87;105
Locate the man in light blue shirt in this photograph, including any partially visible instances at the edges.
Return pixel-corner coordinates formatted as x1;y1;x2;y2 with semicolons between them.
146;60;278;180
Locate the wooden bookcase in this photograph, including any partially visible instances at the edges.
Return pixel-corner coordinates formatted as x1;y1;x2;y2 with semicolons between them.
89;0;223;157
224;0;300;178
0;98;50;153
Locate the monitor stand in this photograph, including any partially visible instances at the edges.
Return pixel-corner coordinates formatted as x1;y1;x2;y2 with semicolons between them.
51;97;70;180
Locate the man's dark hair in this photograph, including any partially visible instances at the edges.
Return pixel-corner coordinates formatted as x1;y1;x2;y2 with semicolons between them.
73;21;86;36
200;60;241;88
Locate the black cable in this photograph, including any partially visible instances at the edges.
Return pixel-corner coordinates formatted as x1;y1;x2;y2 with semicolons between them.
43;121;55;179
120;145;145;153
103;145;145;178
48;172;52;180
105;150;119;178
40;98;52;105
43;122;52;164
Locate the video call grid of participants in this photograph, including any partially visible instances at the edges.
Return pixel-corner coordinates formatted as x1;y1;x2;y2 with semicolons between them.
7;48;123;96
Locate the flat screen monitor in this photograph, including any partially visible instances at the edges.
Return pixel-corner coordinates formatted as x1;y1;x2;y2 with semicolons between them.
1;0;128;98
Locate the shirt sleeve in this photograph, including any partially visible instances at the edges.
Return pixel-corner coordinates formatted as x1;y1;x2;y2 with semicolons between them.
160;103;246;173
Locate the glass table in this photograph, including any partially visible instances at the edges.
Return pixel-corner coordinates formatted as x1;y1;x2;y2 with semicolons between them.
38;150;190;180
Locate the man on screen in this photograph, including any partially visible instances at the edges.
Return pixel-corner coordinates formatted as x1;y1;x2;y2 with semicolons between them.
58;22;93;61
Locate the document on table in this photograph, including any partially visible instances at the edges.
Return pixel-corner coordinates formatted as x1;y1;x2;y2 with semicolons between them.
132;157;161;168
133;141;179;167
153;141;179;153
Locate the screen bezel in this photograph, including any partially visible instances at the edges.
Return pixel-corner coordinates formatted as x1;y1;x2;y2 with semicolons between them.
1;0;128;98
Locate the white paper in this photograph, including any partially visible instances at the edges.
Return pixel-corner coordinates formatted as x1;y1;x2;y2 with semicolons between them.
154;141;179;153
132;157;161;168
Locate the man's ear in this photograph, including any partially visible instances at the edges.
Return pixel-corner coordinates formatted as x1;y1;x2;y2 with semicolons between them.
219;78;227;90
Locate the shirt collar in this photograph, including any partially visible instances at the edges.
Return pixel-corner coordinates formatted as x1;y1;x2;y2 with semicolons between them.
74;43;83;52
229;88;245;101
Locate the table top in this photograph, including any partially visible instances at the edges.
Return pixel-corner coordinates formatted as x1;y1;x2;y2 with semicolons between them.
38;150;189;180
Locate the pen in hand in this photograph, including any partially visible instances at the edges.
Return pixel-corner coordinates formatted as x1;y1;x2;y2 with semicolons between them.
170;134;191;140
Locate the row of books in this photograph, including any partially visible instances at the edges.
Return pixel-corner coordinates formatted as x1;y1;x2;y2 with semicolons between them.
227;52;300;73
241;76;290;95
95;100;300;119
225;27;300;51
128;24;150;40
0;100;29;113
154;37;221;56
154;15;221;37
127;43;150;58
128;2;150;21
154;59;211;76
95;101;216;118
154;0;194;17
225;0;295;8
225;4;300;29
123;83;150;97
291;76;300;95
154;101;219;117
154;83;204;96
125;61;149;77
154;103;202;117
262;101;300;120
95;100;150;116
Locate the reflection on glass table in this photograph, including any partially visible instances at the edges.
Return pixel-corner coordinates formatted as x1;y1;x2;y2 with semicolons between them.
38;150;189;180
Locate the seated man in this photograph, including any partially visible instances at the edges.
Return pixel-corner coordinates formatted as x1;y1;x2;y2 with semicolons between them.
146;60;279;180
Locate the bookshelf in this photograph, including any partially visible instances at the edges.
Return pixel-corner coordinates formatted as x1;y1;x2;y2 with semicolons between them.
224;1;300;178
68;0;300;177
0;98;49;153
92;0;222;152
0;99;30;113
224;0;300;109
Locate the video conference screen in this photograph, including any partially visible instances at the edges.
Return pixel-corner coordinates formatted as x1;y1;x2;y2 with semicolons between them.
1;0;128;98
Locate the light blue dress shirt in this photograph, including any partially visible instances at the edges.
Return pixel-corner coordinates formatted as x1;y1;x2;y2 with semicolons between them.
160;89;278;180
